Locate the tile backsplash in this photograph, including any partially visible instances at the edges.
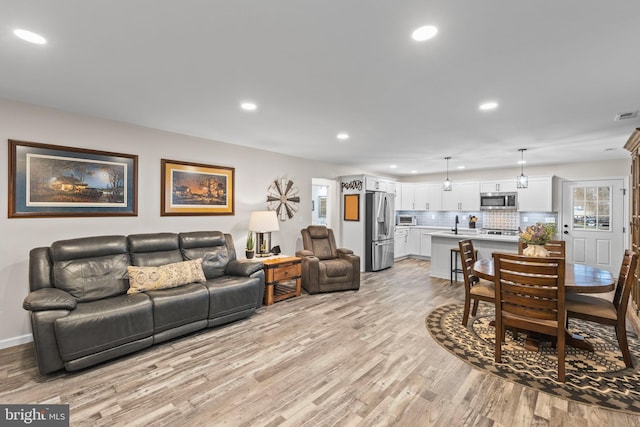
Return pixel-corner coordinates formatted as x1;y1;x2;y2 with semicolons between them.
482;211;519;230
396;210;557;230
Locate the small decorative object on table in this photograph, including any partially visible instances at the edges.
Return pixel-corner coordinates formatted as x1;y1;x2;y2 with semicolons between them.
245;231;255;259
518;222;557;257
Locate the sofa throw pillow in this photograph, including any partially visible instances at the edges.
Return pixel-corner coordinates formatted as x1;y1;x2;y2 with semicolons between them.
127;258;206;294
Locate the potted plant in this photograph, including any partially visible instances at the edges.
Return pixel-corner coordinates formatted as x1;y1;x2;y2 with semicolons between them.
245;231;255;259
518;222;557;257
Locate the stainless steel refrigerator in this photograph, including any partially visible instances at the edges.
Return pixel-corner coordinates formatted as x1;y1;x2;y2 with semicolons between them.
365;191;395;271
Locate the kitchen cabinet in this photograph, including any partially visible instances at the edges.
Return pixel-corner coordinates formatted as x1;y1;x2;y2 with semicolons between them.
414;184;429;210
401;183;442;210
442;181;480;211
517;176;554;212
396;227;440;257
430;232;518;280
394;228;409;259
624;129;640;315
400;184;415;210
365;176;395;193
420;232;432;257
394;182;403;210
425;183;443;210
407;228;421;255
480;179;517;193
396;176;554;213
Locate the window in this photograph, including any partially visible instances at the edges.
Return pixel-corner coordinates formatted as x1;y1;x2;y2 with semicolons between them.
318;196;327;218
572;186;610;231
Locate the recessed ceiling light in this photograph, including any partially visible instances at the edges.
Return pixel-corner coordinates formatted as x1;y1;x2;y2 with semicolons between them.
336;133;349;140
517;160;527;165
412;25;438;42
614;111;638;121
240;102;257;111
411;170;417;174
457;166;465;169
14;29;46;45
390;165;397;169
479;101;498;111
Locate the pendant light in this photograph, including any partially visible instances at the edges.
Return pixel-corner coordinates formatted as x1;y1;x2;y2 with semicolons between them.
443;156;452;191
517;148;528;189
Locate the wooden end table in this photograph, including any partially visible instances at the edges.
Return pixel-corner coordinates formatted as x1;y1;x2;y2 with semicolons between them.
261;256;302;305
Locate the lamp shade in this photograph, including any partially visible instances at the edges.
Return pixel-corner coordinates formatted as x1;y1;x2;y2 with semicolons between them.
249;211;280;232
516;148;528;189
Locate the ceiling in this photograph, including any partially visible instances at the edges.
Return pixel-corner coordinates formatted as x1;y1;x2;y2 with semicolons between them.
1;1;639;176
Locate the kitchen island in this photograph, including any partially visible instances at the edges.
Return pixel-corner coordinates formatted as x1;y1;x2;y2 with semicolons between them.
430;230;518;281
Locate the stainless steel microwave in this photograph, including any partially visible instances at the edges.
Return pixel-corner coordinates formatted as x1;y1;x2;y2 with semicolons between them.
397;215;417;226
480;192;517;210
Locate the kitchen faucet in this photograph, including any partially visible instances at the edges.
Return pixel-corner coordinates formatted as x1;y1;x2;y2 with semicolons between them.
453;215;459;234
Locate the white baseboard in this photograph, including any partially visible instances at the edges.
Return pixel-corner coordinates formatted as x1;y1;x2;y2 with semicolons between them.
0;334;32;350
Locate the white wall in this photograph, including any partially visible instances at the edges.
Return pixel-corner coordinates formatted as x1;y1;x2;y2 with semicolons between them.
340;175;367;267
0;98;361;347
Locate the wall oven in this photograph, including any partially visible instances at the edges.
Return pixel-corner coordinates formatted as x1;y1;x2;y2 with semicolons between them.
480;192;517;210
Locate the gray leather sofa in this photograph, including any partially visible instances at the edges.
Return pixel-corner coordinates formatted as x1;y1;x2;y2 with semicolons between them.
23;231;265;375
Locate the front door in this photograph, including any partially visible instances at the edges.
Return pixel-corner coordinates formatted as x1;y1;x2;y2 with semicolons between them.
561;179;626;275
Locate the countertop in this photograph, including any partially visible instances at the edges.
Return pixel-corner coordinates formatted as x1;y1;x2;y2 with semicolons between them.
394;225;518;242
430;230;519;242
395;225;477;231
396;225;520;243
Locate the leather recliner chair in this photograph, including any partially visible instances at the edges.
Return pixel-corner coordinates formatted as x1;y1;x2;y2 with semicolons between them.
296;225;360;294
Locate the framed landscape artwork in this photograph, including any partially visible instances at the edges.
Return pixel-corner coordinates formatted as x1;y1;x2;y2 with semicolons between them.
161;159;235;216
8;140;138;218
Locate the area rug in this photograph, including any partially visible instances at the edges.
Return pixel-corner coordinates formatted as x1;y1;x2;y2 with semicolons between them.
426;303;640;414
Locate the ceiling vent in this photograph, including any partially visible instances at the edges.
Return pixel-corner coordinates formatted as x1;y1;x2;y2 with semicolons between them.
615;111;638;121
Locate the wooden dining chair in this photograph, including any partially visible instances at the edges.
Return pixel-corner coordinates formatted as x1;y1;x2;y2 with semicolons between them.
459;239;495;326
518;240;566;257
566;249;638;368
493;252;567;382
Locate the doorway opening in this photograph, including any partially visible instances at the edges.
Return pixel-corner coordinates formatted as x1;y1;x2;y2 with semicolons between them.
311;178;338;230
312;184;328;226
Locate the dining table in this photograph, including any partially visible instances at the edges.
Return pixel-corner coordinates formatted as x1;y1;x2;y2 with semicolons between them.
473;258;615;352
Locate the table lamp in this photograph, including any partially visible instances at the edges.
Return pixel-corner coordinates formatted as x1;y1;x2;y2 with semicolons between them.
249;211;280;257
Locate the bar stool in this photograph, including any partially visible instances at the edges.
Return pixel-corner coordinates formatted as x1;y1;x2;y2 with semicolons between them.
450;247;462;283
450;246;477;283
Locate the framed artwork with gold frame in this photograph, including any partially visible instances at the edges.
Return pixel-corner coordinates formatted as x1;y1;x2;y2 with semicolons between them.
161;159;234;216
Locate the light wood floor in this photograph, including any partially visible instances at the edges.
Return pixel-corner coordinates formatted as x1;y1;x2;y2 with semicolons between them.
1;259;639;426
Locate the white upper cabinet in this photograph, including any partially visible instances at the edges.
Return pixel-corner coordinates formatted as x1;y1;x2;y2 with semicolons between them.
442;181;480;211
400;183;443;210
394;182;403;210
426;183;443;211
365;176;395;193
400;184;415;210
518;176;554;212
397;177;555;212
414;184;429;211
480;179;518;193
